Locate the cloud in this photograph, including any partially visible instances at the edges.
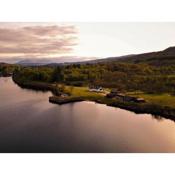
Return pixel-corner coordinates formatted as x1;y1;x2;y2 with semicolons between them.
0;24;77;58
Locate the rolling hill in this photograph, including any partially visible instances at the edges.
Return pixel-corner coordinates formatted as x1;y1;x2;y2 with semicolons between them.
104;46;175;66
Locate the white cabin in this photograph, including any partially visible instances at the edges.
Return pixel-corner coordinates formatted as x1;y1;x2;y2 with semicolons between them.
89;86;103;92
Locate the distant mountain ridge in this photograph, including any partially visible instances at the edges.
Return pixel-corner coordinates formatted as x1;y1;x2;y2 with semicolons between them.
16;56;98;66
126;47;175;66
2;46;175;66
99;46;175;66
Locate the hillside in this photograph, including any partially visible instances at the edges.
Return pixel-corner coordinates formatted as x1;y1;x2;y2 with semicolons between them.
105;47;175;66
56;46;175;66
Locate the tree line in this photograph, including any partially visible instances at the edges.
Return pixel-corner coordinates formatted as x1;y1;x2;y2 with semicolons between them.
12;61;175;94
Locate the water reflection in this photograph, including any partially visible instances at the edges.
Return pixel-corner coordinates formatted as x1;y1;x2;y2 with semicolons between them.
152;115;165;121
0;77;175;153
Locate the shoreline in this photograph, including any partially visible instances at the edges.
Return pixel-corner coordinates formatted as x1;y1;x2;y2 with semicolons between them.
12;75;175;120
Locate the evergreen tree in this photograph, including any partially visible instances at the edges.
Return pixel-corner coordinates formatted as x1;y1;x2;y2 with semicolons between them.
52;66;64;82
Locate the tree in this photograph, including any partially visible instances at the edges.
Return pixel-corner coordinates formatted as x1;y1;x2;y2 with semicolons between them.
52;66;64;82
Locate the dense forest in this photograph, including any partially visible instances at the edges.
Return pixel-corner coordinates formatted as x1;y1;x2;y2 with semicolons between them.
0;63;18;76
13;61;175;94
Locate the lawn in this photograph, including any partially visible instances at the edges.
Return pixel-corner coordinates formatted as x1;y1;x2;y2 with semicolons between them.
64;86;175;108
64;85;108;98
129;92;175;108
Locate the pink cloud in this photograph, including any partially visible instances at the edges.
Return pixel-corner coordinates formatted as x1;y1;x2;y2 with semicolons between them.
0;24;77;56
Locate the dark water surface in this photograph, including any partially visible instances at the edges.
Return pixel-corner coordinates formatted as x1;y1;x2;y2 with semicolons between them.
0;77;175;153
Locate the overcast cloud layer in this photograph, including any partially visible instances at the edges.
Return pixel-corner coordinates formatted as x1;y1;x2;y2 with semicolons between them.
0;24;77;60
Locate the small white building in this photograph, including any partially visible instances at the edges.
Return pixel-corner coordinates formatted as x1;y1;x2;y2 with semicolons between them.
89;86;104;92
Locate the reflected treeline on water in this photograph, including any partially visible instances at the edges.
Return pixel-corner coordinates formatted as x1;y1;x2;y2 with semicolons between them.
151;114;175;122
152;114;164;121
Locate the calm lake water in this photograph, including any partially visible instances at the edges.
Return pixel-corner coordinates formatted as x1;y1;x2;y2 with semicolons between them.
0;77;175;152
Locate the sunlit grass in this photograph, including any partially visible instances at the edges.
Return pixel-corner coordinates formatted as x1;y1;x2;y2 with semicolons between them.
64;86;106;98
129;92;175;108
64;86;175;108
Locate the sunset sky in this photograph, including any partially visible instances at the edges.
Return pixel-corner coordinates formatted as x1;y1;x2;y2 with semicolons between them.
1;22;175;63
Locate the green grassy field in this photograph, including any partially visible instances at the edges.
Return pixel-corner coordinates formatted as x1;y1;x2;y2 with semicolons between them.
64;86;108;97
127;92;175;108
62;86;175;108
